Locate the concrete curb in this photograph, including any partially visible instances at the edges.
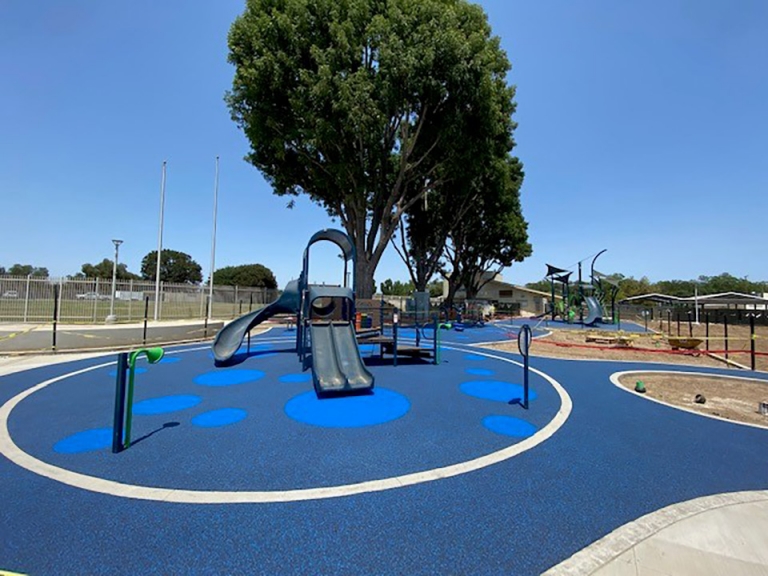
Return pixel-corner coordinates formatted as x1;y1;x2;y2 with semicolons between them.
543;490;768;575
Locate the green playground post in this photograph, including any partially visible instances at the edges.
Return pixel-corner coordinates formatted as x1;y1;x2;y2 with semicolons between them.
124;347;165;449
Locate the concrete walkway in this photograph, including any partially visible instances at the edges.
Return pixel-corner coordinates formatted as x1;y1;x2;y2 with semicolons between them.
545;490;768;575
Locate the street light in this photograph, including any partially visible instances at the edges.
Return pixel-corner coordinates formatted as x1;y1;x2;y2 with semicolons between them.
106;239;123;323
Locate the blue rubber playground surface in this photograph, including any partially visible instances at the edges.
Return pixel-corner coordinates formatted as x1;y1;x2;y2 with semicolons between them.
1;324;767;575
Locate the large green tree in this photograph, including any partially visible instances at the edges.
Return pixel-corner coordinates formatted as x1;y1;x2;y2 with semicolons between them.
227;0;517;297
140;249;202;284
213;264;278;289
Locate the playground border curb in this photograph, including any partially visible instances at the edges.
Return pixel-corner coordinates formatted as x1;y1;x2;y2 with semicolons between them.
610;369;768;431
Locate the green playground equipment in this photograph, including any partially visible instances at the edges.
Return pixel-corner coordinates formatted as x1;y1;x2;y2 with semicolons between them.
112;347;165;453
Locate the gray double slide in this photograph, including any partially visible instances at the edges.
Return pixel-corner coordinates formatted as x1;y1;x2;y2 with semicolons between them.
212;280;373;396
309;321;374;395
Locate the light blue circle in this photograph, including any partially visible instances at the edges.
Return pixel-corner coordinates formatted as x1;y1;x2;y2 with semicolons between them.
464;354;486;361
465;368;495;376
108;367;147;377
192;408;247;428
158;357;181;364
194;370;265;387
483;415;537;438
279;373;312;383
460;380;538;403
358;344;376;354
54;428;112;454
285;388;410;428
133;395;201;415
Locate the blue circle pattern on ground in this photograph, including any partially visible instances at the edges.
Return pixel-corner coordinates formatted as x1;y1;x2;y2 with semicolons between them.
464;354;486;361
483;415;538;438
460;380;538;403
279;373;312;384
158;357;181;364
191;408;247;428
108;367;147;377
133;395;202;415
465;368;495;376
54;428;112;454
194;370;265;387
285;388;410;428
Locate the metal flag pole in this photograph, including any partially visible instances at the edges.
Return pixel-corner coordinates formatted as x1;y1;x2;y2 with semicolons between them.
154;161;167;321
207;156;220;320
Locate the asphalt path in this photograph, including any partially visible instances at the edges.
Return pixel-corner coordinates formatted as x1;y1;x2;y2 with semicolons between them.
0;322;223;353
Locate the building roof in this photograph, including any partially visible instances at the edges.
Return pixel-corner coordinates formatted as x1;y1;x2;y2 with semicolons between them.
621;291;768;306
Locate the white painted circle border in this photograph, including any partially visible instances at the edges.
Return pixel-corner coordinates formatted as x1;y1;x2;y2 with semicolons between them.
0;344;572;504
610;369;768;431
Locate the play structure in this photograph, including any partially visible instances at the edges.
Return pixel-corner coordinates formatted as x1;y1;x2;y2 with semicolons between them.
545;250;619;326
213;229;374;397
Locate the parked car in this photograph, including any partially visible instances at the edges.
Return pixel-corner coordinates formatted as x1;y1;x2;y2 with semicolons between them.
1;290;19;298
77;292;110;300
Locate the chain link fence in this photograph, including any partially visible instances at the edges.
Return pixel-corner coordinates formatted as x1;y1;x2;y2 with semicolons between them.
0;275;279;324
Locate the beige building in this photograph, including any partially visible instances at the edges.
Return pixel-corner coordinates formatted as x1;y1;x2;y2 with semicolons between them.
443;274;555;316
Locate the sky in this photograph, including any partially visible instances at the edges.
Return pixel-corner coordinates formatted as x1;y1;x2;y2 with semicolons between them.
1;0;767;289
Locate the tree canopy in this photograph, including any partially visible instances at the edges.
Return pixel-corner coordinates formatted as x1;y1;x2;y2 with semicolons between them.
140;249;202;284
76;259;140;280
213;264;277;289
526;272;768;302
227;0;518;298
380;278;442;297
6;264;48;277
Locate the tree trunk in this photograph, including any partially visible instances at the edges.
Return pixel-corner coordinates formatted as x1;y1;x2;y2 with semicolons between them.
354;258;377;299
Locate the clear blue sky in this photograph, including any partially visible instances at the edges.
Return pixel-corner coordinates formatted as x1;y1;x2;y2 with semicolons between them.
2;0;766;288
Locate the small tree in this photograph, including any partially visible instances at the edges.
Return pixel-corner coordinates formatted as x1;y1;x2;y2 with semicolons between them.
141;249;202;284
213;264;277;289
79;259;139;280
8;264;48;277
442;156;531;307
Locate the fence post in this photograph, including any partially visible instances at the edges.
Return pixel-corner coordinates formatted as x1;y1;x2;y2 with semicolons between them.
23;274;31;322
128;279;133;322
705;312;710;352
52;283;59;351
750;314;756;371
233;285;239;318
249;293;253;313
724;315;729;361
143;296;149;345
93;277;99;322
687;311;693;338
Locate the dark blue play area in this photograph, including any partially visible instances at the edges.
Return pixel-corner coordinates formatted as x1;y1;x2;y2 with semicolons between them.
1;232;767;575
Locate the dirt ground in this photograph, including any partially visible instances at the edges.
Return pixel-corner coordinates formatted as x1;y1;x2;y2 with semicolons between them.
616;373;768;427
482;327;729;369
481;323;768;428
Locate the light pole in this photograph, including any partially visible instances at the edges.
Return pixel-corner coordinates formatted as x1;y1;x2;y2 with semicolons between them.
106;239;123;323
207;156;219;320
154;161;167;321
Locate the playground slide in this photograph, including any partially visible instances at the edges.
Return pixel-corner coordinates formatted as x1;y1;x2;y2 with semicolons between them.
584;296;602;326
212;280;300;363
310;322;374;395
